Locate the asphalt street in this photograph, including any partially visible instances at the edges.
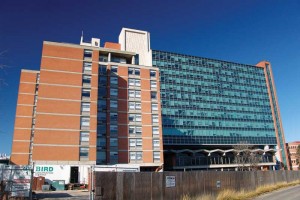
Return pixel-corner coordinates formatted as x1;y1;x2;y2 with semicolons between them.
35;190;90;200
253;185;300;200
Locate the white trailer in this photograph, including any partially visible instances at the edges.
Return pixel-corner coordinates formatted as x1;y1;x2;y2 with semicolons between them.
34;165;90;184
94;164;140;172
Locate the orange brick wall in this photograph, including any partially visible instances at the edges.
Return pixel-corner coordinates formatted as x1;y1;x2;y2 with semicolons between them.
41;56;83;73
42;43;83;60
11;70;38;165
10;154;30;165
33;146;79;161
34;130;80;145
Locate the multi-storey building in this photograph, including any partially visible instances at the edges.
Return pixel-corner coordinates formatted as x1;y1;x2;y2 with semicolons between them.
153;51;290;170
287;141;300;170
11;28;289;178
11;28;163;182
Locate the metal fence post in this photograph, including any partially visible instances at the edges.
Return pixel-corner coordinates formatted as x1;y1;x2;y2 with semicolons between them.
29;162;35;200
90;165;95;200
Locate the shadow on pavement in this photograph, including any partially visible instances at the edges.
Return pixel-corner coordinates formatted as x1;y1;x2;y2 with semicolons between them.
35;190;90;199
37;192;73;198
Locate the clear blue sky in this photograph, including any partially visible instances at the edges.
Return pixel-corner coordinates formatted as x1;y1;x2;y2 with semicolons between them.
1;0;300;154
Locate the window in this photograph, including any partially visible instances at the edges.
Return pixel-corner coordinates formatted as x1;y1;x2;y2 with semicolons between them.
136;126;142;135
136;91;141;98
81;117;90;127
128;68;134;75
97;112;106;123
82;75;91;85
83;62;92;73
129;126;142;135
135;103;141;110
129;114;135;122
150;81;157;89
110;88;118;96
152;115;159;123
151;103;158;111
153;151;160;161
80;147;89;157
82;89;91;99
136;114;142;122
110;77;118;85
129;139;136;147
110;100;118;109
111;56;126;63
110;113;118;121
150;70;156;78
80;132;89;142
151;92;157;100
129;126;135;135
128;90;141;98
97;124;106;136
136;152;142;160
130;152;142;161
135;79;141;87
110;125;118;136
135;69;140;76
129;139;142;148
84;49;92;59
110;151;118;163
129;79;141;87
110;138;118;147
99;65;107;74
129;90;135;98
129;102;135;110
81;102;90;112
97;138;106;147
130;152;136;160
152;127;159;135
153;139;160;147
111;66;118;74
129;79;135;86
129;114;142;122
98;100;106;110
99;54;108;62
128;68;140;76
129;102;141;110
99;77;107;85
136;139;142;147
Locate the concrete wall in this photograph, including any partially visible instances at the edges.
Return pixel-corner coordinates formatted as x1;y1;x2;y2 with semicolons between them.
93;171;300;200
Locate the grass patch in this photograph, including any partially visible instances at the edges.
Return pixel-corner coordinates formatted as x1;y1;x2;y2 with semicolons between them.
181;180;300;200
217;180;300;200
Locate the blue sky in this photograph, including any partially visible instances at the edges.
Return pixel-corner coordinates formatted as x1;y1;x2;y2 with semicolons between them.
1;0;300;154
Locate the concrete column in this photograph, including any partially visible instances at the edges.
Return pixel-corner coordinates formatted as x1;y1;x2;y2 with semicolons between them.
108;53;111;62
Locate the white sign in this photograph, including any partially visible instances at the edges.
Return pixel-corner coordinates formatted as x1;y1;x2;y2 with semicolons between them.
166;176;176;188
34;166;55;176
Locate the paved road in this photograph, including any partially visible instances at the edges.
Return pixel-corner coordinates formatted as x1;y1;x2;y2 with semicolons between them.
35;190;90;200
254;185;300;200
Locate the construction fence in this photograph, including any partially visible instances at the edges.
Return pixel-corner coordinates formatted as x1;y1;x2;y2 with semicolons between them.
93;170;300;200
0;165;33;200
